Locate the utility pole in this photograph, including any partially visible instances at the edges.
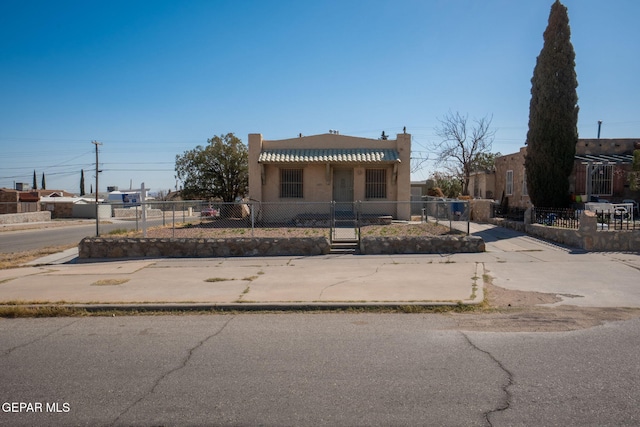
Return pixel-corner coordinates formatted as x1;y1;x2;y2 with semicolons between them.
92;141;102;236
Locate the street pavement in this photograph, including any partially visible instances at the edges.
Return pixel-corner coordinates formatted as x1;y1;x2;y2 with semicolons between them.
1;223;640;308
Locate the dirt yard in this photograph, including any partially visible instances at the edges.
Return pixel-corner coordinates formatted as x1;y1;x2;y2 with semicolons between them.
452;278;640;333
128;222;455;239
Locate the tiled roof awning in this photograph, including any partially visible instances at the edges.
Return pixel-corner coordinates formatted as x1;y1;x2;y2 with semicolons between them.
258;148;401;164
575;154;634;164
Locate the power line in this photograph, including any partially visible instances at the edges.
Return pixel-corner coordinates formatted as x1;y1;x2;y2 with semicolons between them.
102;168;175;172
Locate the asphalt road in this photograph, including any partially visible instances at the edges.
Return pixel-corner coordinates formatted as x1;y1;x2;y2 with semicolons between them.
1;314;639;426
0;218;169;253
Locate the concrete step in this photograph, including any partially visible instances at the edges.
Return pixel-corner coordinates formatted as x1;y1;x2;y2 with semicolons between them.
330;241;359;254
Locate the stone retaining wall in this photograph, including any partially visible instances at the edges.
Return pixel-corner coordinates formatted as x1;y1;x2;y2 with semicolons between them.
79;237;331;258
79;234;486;259
360;235;485;254
525;210;640;251
487;217;526;232
0;211;51;224
490;209;640;251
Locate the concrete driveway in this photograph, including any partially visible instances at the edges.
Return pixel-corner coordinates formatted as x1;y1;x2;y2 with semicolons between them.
469;223;640;307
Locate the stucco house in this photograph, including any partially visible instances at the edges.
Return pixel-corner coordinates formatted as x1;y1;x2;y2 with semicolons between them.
248;132;412;221
0;188;75;214
494;147;531;209
491;138;640;209
467;170;496;200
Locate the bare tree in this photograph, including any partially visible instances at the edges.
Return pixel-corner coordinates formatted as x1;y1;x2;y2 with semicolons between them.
410;141;430;174
410;153;430;174
432;111;495;196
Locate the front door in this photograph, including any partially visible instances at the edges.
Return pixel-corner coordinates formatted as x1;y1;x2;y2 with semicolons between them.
332;169;353;211
331;169;357;242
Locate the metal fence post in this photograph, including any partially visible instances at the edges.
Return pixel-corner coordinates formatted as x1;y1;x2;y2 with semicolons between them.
466;201;470;235
356;200;361;243
329;201;334;244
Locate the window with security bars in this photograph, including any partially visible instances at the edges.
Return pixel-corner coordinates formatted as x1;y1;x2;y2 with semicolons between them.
280;168;303;198
365;169;387;199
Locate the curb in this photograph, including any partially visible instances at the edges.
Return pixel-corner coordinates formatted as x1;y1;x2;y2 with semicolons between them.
0;300;483;313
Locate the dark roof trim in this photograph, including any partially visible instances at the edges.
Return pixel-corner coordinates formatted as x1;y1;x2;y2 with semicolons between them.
575;154;634;164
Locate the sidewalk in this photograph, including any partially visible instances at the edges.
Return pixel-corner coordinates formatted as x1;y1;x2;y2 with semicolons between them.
0;249;483;309
4;222;640;310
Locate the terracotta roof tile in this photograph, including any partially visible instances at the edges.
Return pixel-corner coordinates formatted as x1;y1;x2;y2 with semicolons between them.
258;149;400;163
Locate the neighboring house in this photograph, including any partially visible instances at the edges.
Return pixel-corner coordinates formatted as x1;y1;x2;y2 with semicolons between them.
492;139;640;209
410;180;433;200
248;132;412;220
41;196;78;218
494;147;530;209
164;190;183;201
571;139;639;202
467;170;496;200
0;188;74;214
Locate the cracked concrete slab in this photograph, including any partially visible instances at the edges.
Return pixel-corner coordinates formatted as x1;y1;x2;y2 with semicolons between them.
243;261;480;303
5;222;639;308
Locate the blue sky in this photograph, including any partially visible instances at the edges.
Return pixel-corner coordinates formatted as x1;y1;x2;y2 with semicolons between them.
1;0;639;195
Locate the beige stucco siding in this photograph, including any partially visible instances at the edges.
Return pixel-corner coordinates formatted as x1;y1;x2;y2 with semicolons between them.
260;164;331;202
248;133;412;220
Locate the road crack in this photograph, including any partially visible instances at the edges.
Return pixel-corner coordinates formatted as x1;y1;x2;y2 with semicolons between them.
2;319;80;356
111;316;235;425
460;332;513;426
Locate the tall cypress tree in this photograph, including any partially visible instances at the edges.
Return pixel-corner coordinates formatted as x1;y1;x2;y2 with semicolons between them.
80;169;86;196
33;170;37;190
41;172;46;190
524;0;579;208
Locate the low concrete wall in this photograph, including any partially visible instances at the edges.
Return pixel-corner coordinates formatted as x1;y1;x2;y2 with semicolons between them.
72;204;111;219
79;237;331;258
360;235;485;254
470;199;494;222
0;211;51;224
113;208;164;219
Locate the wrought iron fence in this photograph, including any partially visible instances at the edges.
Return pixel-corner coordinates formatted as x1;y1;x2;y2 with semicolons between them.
593;209;639;231
530;206;639;231
531;207;581;229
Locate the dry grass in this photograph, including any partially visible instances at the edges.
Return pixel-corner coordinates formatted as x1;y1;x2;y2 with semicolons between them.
91;279;130;286
360;223;453;237
0;305;87;318
0;244;77;270
139;224;330;239
102;221;454;239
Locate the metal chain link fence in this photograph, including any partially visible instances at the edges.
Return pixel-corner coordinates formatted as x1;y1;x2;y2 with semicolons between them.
105;199;471;237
